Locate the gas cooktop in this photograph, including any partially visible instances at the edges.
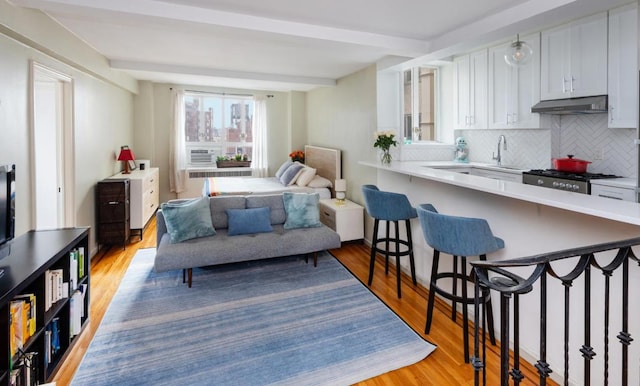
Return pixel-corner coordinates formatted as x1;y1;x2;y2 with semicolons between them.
524;169;622;182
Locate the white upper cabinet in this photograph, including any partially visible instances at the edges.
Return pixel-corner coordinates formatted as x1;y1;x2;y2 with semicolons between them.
488;33;541;129
454;49;488;129
608;3;638;129
540;12;608;100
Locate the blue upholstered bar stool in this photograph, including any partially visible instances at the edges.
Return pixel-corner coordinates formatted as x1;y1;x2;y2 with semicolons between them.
417;203;502;363
362;185;417;298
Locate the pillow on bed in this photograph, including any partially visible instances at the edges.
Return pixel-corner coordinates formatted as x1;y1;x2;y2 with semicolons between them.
306;175;333;188
275;160;293;179
161;196;216;243
283;192;322;229
295;167;317;187
279;162;305;186
226;207;273;236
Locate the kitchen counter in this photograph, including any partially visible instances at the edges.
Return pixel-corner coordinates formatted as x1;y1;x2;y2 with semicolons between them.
359;160;640;226
590;177;637;189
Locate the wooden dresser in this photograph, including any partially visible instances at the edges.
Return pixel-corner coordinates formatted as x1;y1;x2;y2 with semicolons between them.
96;179;130;248
108;167;159;238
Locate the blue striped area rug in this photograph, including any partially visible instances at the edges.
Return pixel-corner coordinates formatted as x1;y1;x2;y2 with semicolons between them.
72;249;436;385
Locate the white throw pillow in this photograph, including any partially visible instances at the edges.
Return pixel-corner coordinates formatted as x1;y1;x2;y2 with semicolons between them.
295;167;317;187
306;175;333;188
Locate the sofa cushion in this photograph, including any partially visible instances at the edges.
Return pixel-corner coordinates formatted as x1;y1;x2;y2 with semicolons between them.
226;207;273;236
246;195;286;224
283;192;322;229
209;196;246;229
279;162;305;186
161;197;216;243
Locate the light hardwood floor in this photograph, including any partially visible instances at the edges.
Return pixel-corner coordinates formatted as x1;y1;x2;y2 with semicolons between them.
53;219;553;386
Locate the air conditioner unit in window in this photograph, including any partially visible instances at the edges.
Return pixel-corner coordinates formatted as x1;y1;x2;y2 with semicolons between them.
189;149;216;165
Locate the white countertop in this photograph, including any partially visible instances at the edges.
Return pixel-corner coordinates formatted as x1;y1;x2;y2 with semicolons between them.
360;160;640;226
590;177;637;189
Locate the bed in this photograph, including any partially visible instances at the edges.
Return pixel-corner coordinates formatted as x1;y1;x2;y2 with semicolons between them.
202;145;342;198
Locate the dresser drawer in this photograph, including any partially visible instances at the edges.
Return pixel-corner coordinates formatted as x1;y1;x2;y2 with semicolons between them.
319;205;336;230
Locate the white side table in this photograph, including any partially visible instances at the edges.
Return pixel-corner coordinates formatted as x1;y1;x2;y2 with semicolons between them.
319;198;364;242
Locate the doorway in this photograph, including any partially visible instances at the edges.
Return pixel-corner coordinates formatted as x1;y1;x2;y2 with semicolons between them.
31;62;75;229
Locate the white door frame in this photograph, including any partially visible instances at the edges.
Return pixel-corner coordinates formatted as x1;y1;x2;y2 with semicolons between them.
29;61;75;229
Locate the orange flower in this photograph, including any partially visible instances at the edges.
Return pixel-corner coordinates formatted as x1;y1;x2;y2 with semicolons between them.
289;150;305;159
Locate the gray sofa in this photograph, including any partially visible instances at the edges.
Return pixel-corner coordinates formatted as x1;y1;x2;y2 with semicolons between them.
155;194;341;287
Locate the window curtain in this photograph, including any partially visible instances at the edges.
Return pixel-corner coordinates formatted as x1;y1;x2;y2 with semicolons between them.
251;95;268;177
170;88;187;193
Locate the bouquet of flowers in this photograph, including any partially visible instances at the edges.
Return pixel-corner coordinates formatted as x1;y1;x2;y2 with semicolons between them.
289;150;305;163
373;130;398;164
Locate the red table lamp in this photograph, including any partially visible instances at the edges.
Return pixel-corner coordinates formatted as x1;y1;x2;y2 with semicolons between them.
117;146;136;174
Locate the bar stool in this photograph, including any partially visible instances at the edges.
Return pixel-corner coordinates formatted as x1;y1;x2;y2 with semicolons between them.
417;203;502;363
361;185;417;298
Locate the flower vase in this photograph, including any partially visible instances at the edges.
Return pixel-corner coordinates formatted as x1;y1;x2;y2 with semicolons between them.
381;149;392;165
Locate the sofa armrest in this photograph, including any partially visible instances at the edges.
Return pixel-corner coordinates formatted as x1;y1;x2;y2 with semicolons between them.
156;209;167;248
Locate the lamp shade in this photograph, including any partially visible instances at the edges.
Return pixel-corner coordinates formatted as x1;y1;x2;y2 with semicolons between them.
504;34;533;67
118;147;136;161
334;179;347;192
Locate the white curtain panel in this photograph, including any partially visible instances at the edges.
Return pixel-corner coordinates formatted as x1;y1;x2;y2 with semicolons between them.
170;88;187;193
252;95;268;177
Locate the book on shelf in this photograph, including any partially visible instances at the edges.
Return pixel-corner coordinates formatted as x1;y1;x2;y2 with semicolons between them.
78;247;85;278
13;294;36;339
44;268;66;311
69;249;78;291
10;351;38;386
9;301;22;358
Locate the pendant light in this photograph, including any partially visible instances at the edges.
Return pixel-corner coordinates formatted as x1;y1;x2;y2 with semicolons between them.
504;34;533;67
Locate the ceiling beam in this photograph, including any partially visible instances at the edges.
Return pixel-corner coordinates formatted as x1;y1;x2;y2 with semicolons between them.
11;0;429;57
110;60;337;87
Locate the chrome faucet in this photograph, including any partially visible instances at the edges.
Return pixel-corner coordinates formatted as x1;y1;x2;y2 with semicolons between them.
492;135;507;166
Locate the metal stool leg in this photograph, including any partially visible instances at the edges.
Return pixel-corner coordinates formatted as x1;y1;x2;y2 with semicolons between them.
425;250;440;334
384;220;390;274
406;219;417;285
394;220;402;298
451;255;458;321
368;219;379;286
461;255;470;363
479;254;497;345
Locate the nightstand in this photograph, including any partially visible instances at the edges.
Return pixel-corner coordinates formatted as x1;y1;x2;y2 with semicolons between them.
319;198;364;242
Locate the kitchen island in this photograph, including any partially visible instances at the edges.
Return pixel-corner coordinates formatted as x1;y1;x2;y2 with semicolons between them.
360;160;640;385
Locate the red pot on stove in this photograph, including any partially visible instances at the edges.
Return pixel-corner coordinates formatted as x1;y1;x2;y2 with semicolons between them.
552;155;591;173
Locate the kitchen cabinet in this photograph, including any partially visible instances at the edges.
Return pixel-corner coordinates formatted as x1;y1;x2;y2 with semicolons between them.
608;3;638;129
540;12;607;100
591;184;635;202
454;49;488;130
488;33;541;129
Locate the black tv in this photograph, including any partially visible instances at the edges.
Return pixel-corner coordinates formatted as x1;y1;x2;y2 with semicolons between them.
0;164;15;247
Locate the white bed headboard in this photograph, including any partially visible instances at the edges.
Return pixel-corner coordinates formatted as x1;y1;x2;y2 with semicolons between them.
304;145;342;197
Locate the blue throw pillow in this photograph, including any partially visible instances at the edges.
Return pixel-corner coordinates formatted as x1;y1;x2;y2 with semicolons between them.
275;160;293;179
283;192;322;229
226;207;273;236
161;197;216;243
279;162;304;186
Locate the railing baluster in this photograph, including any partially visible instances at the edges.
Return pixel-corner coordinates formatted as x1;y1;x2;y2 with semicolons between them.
604;271;611;386
580;264;595;383
471;236;640;385
563;280;571;386
509;294;524;385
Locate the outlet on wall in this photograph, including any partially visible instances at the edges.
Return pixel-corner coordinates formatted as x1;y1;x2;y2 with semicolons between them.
593;149;604;160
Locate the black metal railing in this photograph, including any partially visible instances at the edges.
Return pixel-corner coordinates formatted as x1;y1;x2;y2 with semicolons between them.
470;237;640;386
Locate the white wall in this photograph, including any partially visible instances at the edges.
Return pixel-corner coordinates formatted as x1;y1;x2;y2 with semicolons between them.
0;3;136;256
307;65;378;207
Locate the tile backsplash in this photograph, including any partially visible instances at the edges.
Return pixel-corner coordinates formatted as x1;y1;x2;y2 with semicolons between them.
452;114;637;177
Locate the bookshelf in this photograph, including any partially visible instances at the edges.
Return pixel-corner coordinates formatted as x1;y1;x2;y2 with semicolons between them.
0;228;90;386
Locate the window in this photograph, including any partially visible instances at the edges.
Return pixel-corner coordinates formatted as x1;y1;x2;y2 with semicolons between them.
403;67;437;142
184;93;254;167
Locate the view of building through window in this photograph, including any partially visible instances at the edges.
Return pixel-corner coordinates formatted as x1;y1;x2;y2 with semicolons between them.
403;67;436;142
184;93;254;167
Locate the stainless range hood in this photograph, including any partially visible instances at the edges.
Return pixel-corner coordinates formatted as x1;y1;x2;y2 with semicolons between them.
531;95;608;115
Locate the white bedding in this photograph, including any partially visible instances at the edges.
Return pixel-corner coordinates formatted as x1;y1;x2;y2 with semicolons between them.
202;177;331;199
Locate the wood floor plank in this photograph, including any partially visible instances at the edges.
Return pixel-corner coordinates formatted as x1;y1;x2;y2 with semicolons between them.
53;219;554;386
